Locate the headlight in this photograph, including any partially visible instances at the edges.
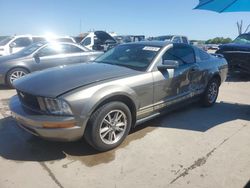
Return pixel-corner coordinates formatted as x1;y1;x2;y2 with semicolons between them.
38;97;73;116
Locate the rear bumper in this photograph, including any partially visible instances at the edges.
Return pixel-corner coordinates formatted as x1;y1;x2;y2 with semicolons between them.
9;96;84;141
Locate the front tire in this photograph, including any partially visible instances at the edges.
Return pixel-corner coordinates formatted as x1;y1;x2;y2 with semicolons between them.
201;78;220;107
84;102;132;151
6;68;29;88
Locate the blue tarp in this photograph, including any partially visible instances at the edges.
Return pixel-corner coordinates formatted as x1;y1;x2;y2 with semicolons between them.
194;0;250;13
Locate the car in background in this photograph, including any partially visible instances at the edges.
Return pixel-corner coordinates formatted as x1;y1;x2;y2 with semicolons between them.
114;35;145;44
216;33;250;75
0;35;76;56
80;31;117;51
152;35;189;44
0;41;103;87
10;41;228;151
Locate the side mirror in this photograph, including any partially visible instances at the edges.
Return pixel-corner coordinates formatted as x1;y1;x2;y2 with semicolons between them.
9;42;16;48
33;53;40;63
157;60;179;70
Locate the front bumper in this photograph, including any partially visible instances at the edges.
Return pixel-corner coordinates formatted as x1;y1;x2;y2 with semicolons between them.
9;96;84;141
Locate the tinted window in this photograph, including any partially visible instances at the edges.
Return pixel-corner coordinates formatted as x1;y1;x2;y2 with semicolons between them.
95;44;161;71
38;44;84;56
182;37;189;44
38;44;66;56
82;37;91;46
198;48;210;60
172;37;181;43
13;37;32;47
0;37;13;45
162;45;195;64
70;45;84;53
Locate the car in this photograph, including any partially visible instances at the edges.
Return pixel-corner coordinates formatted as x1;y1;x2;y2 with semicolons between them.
114;35;145;44
9;41;228;151
0;35;76;56
216;33;250;75
0;41;103;87
152;35;189;44
80;31;117;51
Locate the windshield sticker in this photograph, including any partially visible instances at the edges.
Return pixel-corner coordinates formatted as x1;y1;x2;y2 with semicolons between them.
143;46;160;52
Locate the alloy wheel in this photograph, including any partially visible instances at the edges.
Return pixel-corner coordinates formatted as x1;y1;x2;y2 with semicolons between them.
99;110;127;145
10;70;27;83
207;82;218;103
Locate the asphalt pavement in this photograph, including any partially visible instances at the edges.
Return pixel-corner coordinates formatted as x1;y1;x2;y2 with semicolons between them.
0;74;249;188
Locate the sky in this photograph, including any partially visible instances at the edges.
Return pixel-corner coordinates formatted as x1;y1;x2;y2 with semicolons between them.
0;0;250;40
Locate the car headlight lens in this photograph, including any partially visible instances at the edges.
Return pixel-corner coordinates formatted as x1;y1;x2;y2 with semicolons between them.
39;98;73;116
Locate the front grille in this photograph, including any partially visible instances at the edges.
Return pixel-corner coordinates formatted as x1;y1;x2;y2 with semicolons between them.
17;90;40;111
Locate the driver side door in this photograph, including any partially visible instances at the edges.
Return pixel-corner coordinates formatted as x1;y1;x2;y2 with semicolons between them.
152;44;198;111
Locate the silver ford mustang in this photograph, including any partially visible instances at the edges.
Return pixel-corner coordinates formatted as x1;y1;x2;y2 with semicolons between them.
9;41;228;151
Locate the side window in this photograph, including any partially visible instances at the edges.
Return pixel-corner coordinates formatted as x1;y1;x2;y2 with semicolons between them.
182;37;189;44
38;44;65;57
12;37;32;47
70;45;84;53
198;48;210;61
82;37;91;46
162;45;195;65
172;37;181;43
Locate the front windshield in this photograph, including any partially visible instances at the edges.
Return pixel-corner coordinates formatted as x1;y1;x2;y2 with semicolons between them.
95;44;161;71
233;34;250;44
0;37;14;46
17;42;45;55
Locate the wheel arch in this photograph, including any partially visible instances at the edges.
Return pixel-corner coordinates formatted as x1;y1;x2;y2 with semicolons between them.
5;66;30;83
88;94;137;127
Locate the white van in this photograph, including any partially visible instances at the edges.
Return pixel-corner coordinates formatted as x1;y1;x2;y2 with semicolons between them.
0;35;76;56
80;31;117;51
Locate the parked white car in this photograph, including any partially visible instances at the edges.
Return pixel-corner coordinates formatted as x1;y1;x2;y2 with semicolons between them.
0;35;76;56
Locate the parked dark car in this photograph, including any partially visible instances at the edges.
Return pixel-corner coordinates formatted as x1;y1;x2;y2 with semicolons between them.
0;41;103;87
216;33;250;75
114;35;145;44
151;35;189;44
10;42;228;151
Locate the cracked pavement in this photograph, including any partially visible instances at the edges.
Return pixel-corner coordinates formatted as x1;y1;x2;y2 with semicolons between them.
0;77;250;188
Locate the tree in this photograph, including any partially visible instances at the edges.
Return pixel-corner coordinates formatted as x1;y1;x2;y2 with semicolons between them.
205;37;232;44
237;20;250;35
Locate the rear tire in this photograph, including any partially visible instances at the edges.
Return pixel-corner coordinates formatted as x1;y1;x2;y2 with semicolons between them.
84;101;132;151
201;78;220;107
6;68;29;88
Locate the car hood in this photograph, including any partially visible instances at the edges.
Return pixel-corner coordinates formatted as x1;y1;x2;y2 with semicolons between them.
14;62;140;98
94;31;116;43
218;43;250;52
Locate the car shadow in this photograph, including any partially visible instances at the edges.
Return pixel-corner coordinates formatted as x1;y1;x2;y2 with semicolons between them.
0;84;11;90
244;180;250;188
226;72;250;82
0;101;249;166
